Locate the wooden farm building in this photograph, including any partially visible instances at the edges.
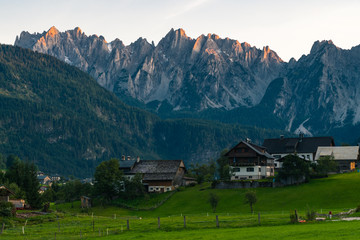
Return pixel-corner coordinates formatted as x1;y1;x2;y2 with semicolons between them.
225;139;275;180
119;159;186;193
0;185;14;202
315;146;360;172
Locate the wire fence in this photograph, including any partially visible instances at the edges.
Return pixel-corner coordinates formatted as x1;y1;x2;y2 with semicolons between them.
0;211;298;239
0;208;348;239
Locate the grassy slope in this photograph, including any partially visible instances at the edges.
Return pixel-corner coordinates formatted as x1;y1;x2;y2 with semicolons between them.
3;173;360;239
54;172;360;218
146;172;360;216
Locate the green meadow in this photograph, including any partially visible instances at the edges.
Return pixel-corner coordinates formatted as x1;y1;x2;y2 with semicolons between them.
1;172;360;239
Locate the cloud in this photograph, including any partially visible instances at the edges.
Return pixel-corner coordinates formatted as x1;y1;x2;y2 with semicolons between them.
165;0;211;19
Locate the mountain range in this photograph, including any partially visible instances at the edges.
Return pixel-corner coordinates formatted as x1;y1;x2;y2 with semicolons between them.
14;26;360;144
0;44;286;177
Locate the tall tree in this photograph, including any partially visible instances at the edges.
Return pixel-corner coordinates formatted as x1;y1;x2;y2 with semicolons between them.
217;149;231;181
23;161;42;209
277;154;310;184
94;159;123;201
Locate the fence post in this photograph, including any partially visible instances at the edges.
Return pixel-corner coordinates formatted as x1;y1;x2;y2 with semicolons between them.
295;210;298;222
107;228;109;236
158;217;160;229
184;215;186;228
0;223;4;234
258;212;261;225
22;226;25;235
92;218;95;231
127;219;130;230
58;221;60;232
216;215;219;228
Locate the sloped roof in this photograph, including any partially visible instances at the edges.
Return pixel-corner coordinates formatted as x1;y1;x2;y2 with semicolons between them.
263;136;335;154
130;160;184;174
119;160;136;169
225;140;274;159
0;185;15;195
315;146;360;161
37;175;49;180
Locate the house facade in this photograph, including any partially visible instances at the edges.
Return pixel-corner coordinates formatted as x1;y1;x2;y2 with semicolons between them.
263;135;335;168
315;146;360;172
119;159;186;193
225;140;274;180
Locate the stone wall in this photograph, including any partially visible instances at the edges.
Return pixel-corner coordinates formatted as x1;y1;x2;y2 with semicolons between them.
214;181;282;189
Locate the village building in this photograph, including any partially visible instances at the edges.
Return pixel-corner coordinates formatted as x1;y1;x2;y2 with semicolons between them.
0;185;25;209
263;135;335;168
225;139;275;180
119;159;186;193
315;146;360;172
37;175;52;185
0;185;15;202
50;174;61;182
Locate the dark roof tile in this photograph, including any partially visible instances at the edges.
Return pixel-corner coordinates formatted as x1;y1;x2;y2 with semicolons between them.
263;136;335;154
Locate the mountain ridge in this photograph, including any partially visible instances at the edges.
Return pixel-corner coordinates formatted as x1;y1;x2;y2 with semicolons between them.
14;27;360;144
0;44;288;177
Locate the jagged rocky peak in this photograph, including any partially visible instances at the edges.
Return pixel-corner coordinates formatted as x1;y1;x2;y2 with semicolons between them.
160;28;193;50
46;26;60;38
310;40;336;54
14;26;286;111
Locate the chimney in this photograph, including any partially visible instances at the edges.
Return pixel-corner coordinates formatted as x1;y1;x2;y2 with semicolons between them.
127;156;131;161
121;155;125;161
136;156;140;162
299;133;304;142
246;138;251;143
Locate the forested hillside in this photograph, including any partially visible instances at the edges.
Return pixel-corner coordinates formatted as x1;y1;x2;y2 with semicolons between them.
0;45;288;177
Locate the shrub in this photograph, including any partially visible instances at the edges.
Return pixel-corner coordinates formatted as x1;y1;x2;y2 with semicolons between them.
289;214;297;223
356;204;360;212
208;193;219;212
0;202;16;217
306;209;316;221
211;180;219;189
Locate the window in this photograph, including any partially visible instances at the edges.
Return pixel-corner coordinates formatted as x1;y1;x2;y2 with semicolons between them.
249;176;252;179
166;187;171;191
307;155;310;159
259;168;261;172
156;187;159;191
149;187;154;191
246;168;254;172
235;176;239;179
274;163;278;167
233;168;240;172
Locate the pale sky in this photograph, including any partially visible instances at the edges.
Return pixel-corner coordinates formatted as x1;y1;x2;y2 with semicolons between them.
1;0;360;61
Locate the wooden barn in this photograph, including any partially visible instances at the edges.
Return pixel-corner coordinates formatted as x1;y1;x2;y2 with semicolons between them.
125;160;186;193
225;139;275;180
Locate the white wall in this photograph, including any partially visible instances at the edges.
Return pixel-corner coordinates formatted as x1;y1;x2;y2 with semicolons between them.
230;166;273;180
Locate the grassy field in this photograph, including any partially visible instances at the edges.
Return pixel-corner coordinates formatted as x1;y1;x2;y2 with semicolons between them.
1;172;360;239
54;172;360;218
98;220;360;240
